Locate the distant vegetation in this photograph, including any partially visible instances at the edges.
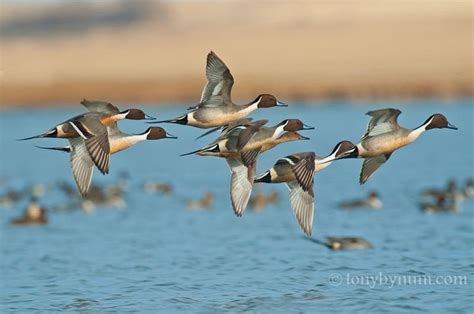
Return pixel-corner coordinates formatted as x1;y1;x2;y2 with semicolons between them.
1;1;155;38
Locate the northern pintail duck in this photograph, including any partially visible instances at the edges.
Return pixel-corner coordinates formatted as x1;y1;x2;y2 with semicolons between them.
313;237;373;251
464;178;474;199
332;108;457;184
19;112;112;175
249;186;280;212
151;51;286;129
182;119;313;216
186;192;214;210
19;101;155;174
36;126;176;196
421;179;473;202
143;181;173;194
11;199;48;225
339;191;382;209
420;195;460;213
80;99;155;124
0;190;22;208
421;179;456;198
254;141;356;236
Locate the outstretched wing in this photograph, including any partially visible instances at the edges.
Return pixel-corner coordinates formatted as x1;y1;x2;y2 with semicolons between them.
226;157;255;217
359;153;392;184
361;108;401;140
69;138;94;197
69;114;111;175
199;51;234;106
290;153;315;193
287;180;315;236
81;99;120;114
287;153;316;236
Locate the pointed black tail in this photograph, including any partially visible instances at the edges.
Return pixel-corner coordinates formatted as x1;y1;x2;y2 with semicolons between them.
149;114;188;125
254;170;272;183
17;128;57;141
35;145;71;153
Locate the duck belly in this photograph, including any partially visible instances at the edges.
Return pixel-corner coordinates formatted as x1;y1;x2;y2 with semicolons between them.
360;134;410;157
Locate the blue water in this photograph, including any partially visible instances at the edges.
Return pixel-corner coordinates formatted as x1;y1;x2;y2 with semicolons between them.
1;100;473;312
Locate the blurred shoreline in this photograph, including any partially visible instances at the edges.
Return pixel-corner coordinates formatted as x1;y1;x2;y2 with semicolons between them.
1;0;472;107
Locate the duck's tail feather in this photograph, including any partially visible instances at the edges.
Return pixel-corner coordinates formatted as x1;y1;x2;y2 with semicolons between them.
35;145;71;153
17;128;57;141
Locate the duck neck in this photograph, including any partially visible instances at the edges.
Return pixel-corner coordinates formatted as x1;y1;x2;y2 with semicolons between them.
408;122;429;143
110;133;147;154
272;124;286;139
241;97;261;114
102;112;127;126
315;153;336;172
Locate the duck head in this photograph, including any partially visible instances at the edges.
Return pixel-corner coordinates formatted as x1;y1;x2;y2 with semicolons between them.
143;127;177;140
276;131;310;142
254;94;287;108
330;140;359;160
278;119;315;131
121;109;156;121
423;113;457;130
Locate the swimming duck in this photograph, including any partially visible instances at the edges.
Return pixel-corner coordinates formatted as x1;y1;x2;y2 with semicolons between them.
11;199;48;225
420;195;460;213
254;141;356;235
36;126;176;196
249;187;280;212
421;179;457;198
0;190;22;208
332;108;457;184
182;119;312;216
151;51;286;129
143;181;173;194
314;237;373;250
339;191;382;209
186;192;214;210
464;178;474;199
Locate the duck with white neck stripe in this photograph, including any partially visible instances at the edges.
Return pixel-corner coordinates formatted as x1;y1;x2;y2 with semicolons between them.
150;51;286;129
181;119;313;217
35;126;176;197
254;141;358;236
330;108;457;184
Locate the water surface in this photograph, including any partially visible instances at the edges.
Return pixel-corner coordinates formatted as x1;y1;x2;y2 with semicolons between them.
1;100;473;312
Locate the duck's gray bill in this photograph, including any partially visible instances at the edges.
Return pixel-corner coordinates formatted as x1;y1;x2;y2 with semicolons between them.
447;122;458;130
144;114;156;120
302;124;315;130
165;132;178;139
276;101;288;107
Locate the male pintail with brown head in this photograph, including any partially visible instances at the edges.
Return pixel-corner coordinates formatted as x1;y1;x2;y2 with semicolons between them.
150;51;286;129
328;108;457;184
35;127;176;197
254;141;356;236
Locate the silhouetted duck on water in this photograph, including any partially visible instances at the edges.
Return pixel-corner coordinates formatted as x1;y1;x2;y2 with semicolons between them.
420;195;460;213
249;186;280;212
310;237;373;251
420;178;474;203
0;190;22;208
339;191;382;209
186;192;214;210
11;199;48;225
143;181;173;195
